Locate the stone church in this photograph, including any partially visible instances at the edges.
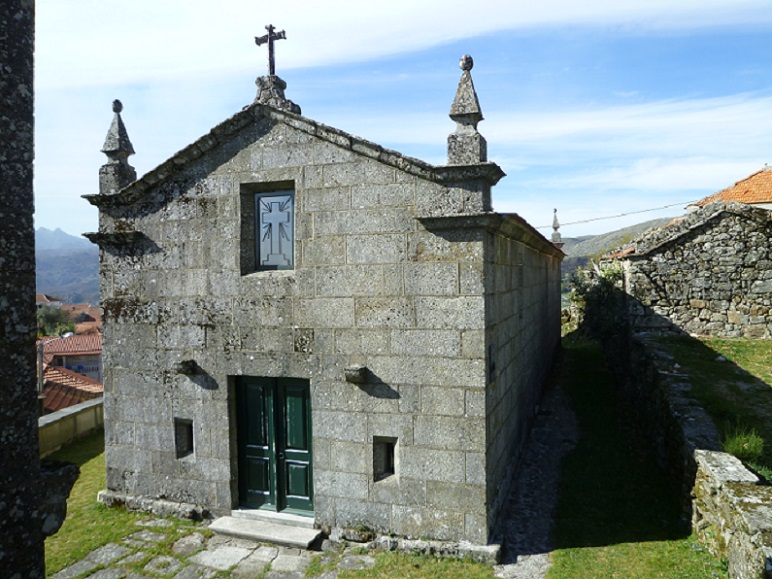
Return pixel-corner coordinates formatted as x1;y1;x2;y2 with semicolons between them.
86;38;562;544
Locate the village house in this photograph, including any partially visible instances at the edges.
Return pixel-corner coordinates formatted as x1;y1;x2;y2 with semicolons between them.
39;366;103;414
85;42;562;545
41;333;103;383
608;200;772;338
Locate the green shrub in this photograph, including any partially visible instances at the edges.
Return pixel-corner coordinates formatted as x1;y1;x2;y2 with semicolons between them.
723;425;764;462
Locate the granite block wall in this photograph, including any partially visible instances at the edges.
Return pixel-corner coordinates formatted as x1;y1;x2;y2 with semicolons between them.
95;106;561;544
484;217;563;528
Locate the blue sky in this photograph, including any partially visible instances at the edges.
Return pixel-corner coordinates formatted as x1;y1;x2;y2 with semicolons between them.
35;0;772;237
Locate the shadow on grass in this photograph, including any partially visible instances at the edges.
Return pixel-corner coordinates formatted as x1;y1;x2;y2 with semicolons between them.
652;333;772;483
46;429;105;467
551;334;689;550
554;280;772;551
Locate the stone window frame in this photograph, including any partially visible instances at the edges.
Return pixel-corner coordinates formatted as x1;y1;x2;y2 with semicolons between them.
373;436;398;482
174;418;194;459
240;180;296;275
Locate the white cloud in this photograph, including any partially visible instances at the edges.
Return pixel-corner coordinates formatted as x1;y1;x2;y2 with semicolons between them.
37;0;772;90
32;1;772;237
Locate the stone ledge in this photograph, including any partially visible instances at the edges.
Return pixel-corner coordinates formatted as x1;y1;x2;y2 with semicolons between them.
325;532;500;565
621;335;772;579
97;490;218;521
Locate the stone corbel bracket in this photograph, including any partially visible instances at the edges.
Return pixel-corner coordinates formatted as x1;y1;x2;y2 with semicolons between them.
83;230;161;255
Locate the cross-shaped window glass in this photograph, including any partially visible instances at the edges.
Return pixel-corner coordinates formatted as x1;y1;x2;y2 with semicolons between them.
255;190;294;270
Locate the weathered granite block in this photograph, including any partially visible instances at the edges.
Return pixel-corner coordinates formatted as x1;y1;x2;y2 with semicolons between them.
400;447;466;483
390;329;460;358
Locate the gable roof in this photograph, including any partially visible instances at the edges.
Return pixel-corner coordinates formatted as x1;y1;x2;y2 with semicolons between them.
83;102;505;211
41;333;102;357
606;201;772;260
690;166;772;208
42;365;102;413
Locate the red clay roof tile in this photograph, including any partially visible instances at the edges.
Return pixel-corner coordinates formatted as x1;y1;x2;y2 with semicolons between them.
691;166;772;207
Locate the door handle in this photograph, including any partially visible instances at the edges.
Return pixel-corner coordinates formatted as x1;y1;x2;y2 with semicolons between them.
277;452;285;460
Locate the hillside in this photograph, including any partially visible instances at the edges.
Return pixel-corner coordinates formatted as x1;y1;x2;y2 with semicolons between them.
32;218;677;305
560;217;675;275
36;228;99;304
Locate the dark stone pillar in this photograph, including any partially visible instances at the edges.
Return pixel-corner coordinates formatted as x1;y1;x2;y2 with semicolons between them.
0;2;78;576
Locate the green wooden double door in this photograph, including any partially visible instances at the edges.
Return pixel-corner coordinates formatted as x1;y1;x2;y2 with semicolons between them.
236;377;313;515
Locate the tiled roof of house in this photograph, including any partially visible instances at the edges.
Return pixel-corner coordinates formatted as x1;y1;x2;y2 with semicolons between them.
691;166;772;207
42;365;103;413
41;333;102;357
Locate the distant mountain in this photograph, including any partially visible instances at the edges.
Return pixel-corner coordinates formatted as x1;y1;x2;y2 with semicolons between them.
561;217;676;275
36;227;93;251
36;228;99;304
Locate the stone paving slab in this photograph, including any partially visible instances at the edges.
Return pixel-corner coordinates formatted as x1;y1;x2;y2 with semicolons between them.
172;532;206;556
263;571;304;579
269;552;310;572
144;554;183;575
52;559;99;579
188;545;253;570
88;543;133;565
338;554;376;570
130;530;168;543
87;569;128;579
118;551;148;565
231;553;271;578
171;564;219;579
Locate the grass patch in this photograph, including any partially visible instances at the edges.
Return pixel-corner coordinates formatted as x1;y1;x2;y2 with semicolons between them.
337;552;494;579
44;431;144;575
656;336;772;482
547;337;727;578
550;539;727;579
43;431;200;576
723;424;764;462
305;552;341;577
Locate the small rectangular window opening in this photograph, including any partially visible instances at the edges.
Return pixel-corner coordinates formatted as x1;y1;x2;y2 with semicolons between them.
174;418;194;459
240;182;295;275
255;190;294;271
373;436;398;481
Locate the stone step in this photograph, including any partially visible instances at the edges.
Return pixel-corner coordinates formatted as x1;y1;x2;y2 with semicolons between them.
209;516;322;549
230;508;315;529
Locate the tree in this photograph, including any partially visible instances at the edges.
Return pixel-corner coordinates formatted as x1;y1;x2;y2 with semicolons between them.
36;305;74;337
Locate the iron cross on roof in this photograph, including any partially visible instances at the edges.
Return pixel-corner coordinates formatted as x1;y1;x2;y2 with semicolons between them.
255;24;286;76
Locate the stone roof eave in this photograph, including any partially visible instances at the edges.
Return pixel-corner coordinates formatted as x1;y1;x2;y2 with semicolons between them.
418;212;564;259
625;202;772;259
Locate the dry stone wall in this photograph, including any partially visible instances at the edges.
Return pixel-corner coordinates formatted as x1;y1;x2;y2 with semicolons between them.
624;203;772;338
604;333;772;579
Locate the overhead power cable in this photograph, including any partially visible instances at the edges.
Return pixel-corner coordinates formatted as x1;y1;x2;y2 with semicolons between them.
534;200;697;229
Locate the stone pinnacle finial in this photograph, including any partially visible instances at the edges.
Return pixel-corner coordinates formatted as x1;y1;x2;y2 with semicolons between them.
551;208;564;248
101;100;135;163
99;99;137;195
448;54;486;165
